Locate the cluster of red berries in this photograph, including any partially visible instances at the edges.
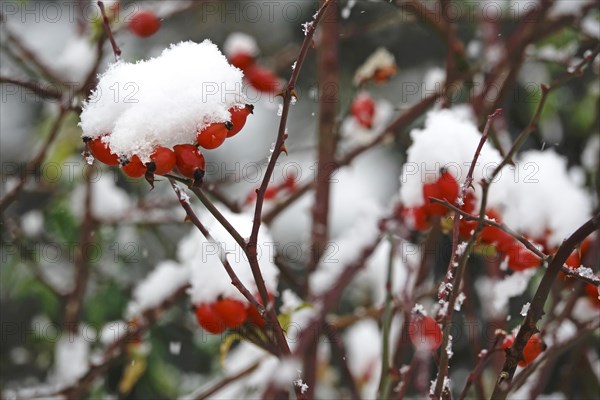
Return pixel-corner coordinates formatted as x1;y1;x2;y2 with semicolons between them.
227;47;280;93
402;170;460;231
408;312;442;351
502;333;545;367
84;104;253;186
194;294;271;334
350;92;376;129
128;10;161;38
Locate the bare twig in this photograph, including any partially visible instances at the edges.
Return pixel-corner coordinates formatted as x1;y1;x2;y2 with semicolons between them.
97;1;121;59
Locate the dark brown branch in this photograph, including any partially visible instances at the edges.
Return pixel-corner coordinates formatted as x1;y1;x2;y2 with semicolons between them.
491;213;600;400
193;361;262;400
97;1;121;59
432;109;502;399
0;76;63;100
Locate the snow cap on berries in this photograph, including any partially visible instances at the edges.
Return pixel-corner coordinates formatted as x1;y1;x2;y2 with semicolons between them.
79;40;245;162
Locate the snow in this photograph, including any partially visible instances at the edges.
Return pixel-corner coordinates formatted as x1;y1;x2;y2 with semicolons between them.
399;107;506;208
180;208;279;304
353;47;396;86
582;135;599;172
21;210;44;237
341;0;357;19
223;32;259;58
126;260;190;317
310;200;383;296
475;269;537;316
520;302;530;316
50;36;97;84
339;99;394;149
70;173;131;220
52;331;90;386
344;319;381;398
80;41;245;162
581;15;600;39
502;150;591;247
280;289;302;314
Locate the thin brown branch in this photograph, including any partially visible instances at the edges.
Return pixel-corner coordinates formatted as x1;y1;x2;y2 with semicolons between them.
433;109;502;399
63;172;95;334
97;1;121;59
193;361;262;400
0;76;63;100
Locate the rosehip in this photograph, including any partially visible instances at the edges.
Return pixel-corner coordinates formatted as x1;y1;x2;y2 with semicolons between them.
585;282;600;308
173;144;206;184
408;314;442;351
227;105;254;137
503;334;545;367
480;210;513;252
121;155;146;178
422;181;447;216
195;304;226;334
350;92;376;129
86;136;119;166
128;10;160;38
372;65;397;83
245;65;280;93
245;292;274;328
403;206;430;231
147;146;176;175
229;52;255;71
437;171;459;204
197;122;232;149
505;242;541;271
212;298;247;329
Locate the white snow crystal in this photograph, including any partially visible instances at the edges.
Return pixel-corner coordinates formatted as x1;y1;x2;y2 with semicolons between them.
520;302;530;316
21;210;44;237
127;260;190;317
80;41;245;162
70;172;131;220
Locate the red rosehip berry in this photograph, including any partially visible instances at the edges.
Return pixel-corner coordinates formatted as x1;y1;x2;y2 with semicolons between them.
173;144;206;184
422;181;447;216
86;135;119;166
403;206;430;231
195;304;226;334
409;314;442;351
197;122;232;149
128;10;160;38
147;146;176;175
505;242;541;271
245;65;280;93
227;104;254;138
504;334;545;367
350;92;376;129
121;155;146;178
480;210;513;252
437;170;459;204
212;298;247;329
229;52;255;71
585;282;600;308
